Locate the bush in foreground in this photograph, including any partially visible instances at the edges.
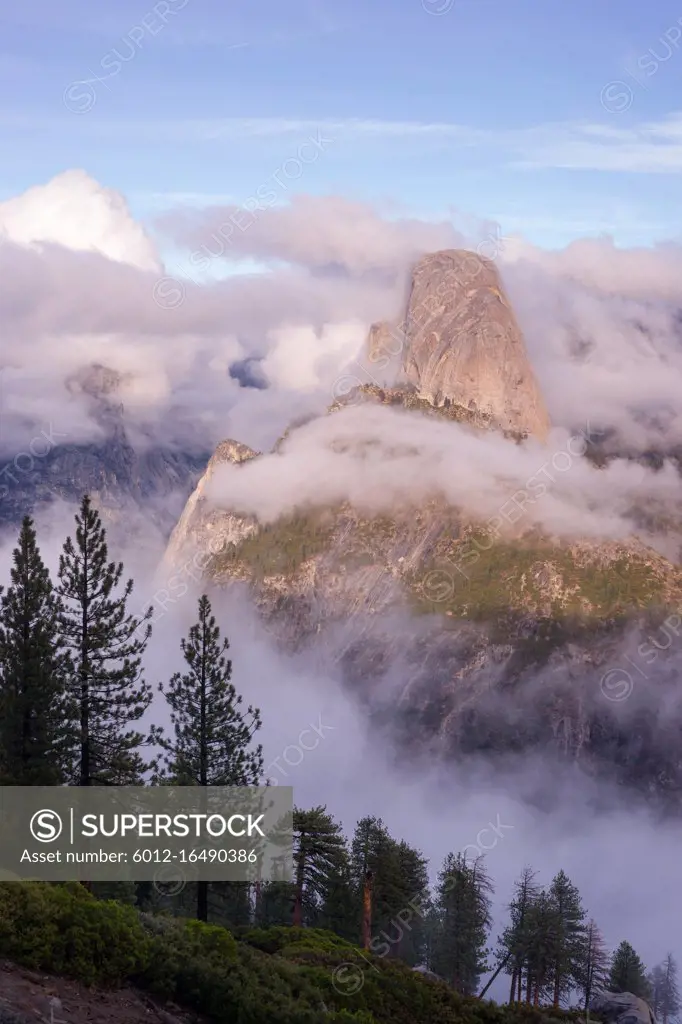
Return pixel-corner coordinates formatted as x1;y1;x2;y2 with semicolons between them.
0;882;584;1024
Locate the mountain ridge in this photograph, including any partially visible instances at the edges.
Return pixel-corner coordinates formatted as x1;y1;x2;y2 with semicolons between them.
161;249;682;802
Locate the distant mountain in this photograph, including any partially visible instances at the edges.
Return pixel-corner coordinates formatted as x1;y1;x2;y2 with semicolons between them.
163;250;682;807
0;363;210;538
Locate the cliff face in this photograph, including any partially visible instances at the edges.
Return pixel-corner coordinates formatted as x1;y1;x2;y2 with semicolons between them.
368;250;551;440
170;493;682;802
157;250;682;802
161;439;260;571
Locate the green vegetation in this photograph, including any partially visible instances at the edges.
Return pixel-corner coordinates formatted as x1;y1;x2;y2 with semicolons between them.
0;880;591;1024
202;493;679;649
408;529;675;635
207;510;336;580
608;941;650;999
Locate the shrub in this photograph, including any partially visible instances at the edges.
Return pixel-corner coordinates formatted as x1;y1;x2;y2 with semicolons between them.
0;881;149;986
0;883;586;1024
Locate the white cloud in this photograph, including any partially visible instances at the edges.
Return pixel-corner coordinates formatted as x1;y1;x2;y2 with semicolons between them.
262;321;368;391
0;169;161;272
204;403;676;544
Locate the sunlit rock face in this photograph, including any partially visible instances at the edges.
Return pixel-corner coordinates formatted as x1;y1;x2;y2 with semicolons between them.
161;439;259;572
396;249;551;440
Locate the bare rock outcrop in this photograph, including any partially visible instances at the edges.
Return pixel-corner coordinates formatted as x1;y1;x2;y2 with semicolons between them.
590;991;657;1024
369;249;551;440
161;438;259;571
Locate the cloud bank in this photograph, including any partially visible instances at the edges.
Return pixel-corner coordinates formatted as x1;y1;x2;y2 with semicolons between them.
2;166;682;514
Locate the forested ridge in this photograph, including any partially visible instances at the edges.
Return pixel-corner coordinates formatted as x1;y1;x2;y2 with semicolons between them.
0;497;677;1023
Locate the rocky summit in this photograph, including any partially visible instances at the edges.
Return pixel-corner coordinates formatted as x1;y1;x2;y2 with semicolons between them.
163;249;682;807
368;249;551;440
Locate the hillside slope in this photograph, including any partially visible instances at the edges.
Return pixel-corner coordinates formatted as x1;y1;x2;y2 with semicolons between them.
0;882;587;1024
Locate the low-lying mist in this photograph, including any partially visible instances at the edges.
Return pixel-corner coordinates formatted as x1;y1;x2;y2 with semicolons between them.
1;499;679;1000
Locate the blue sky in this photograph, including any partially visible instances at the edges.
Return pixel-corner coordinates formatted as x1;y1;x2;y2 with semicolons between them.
3;0;682;249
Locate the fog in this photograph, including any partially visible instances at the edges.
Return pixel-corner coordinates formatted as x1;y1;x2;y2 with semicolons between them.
1;168;682;999
0;505;679;1000
205;403;677;545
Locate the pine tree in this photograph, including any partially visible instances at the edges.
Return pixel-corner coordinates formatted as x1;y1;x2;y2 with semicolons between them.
575;919;609;1012
423;904;444;976
498;866;540;1004
360;837;430;964
318;838;356;941
650;965;666;1018
350;816;406;949
156;594;263;922
57;495;154;786
547;869;587;1007
207;881;254;928
658;954;680;1024
292;806;348;927
523;890;556;1005
390;841;430;967
430;852;493;995
0;516;76;784
609;941;651;998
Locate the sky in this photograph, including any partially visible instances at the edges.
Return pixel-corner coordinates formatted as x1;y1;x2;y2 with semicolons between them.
3;0;682;251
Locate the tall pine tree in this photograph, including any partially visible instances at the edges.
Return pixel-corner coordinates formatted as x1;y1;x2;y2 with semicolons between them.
576;918;609;1012
498;866;540;1004
547;868;587;1007
657;954;680;1024
429;852;493;995
318;840;356;941
350;816;406;950
0;516;75;784
650;964;666;1018
156;594;263;922
57;495;154;786
292;806;348;927
523;889;556;1005
390;840;430;967
609;941;651;998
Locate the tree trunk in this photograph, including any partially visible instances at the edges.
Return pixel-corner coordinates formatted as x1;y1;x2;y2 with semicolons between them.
479;952;512;1000
80;543;91;893
533;982;540;1007
253;879;261;924
362;869;374;949
553;971;560;1008
197;880;208;922
196;635;209;924
292;852;305;927
526;971;532;1004
509;970;517;1004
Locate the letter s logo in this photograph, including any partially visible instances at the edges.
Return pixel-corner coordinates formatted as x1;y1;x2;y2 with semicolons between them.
30;809;63;842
